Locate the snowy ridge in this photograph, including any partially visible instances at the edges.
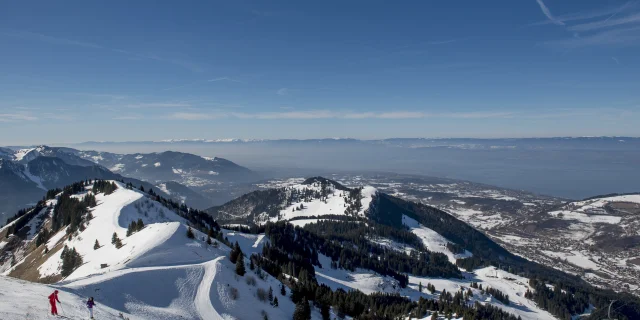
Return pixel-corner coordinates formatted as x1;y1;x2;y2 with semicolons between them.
38;182;211;281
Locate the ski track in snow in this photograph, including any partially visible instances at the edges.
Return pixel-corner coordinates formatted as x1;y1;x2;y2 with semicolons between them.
64;257;226;320
195;257;225;320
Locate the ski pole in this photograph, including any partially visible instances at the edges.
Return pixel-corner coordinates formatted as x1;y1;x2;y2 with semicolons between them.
58;302;65;316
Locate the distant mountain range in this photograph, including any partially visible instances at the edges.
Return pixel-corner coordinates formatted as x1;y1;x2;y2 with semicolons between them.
74;136;640;150
0;146;260;219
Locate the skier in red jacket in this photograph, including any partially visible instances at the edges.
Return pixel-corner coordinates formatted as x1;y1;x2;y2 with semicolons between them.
48;290;60;316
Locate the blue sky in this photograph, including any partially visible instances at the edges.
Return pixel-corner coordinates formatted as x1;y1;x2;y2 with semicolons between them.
1;0;639;144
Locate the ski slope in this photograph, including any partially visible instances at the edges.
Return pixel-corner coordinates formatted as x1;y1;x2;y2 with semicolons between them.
39;183;218;280
0;275;135;320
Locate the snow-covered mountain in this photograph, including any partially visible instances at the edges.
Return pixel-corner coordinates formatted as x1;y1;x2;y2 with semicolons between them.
73;150;260;186
0;152;173;220
0;145;241;218
4;145;96;166
0;181;305;319
207;177;376;226
2;178;638;319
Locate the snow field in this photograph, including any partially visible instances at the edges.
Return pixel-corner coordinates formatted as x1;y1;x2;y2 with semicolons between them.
402;215;472;264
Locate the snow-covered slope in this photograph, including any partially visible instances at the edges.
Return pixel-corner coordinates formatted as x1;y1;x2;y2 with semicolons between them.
0;275;137;320
0;181;329;319
313;253;555;320
35;183;217;281
401;215;472;264
208;177;378;226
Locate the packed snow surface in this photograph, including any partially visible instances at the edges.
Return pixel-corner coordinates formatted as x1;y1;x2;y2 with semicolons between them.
0;275;136;320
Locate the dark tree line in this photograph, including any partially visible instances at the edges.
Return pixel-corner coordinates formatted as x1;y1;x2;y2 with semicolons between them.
51;193;88;234
304;220;426;251
126;219;145;236
60;245;83;277
93;180;117;195
4;204;46;237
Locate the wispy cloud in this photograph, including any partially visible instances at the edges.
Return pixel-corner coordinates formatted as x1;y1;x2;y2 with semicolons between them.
113;115;143;120
568;11;640;32
535;1;640;48
427;39;457;45
531;1;637;26
535;0;565;26
612;56;620;64
167;112;225;120
0;29;204;72
72;92;128;100
164;110;516;121
0;112;38;122
543;26;640;48
276;88;289;96
126;102;191;109
42;113;75;121
208;77;244;83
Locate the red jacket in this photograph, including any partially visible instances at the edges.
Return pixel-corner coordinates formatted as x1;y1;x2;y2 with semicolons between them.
48;292;60;304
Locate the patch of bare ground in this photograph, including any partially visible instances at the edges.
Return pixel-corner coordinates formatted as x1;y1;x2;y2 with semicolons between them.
8;239;63;283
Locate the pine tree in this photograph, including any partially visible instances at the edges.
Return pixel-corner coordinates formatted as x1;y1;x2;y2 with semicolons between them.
186;226;195;239
136;218;144;231
320;304;330;320
419;281;423;293
94;239;100;250
268;286;273;303
273;296;279;307
249;258;255;270
293;299;311;320
230;242;242;263
127;221;135;237
112;233;123;249
61;246;83;277
235;254;246;276
431;311;438;320
206;235;212;245
280;283;286;296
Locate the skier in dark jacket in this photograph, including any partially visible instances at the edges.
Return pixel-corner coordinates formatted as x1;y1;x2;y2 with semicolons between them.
87;297;97;319
48;290;60;316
